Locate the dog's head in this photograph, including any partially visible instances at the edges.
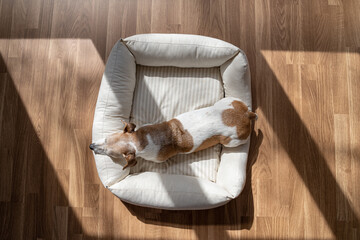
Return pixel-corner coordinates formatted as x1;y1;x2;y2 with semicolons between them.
89;121;137;169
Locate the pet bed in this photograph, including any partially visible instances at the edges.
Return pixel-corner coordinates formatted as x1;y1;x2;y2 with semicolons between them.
92;34;252;210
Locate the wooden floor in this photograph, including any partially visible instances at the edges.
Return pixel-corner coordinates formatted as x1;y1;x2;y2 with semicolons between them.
0;0;359;239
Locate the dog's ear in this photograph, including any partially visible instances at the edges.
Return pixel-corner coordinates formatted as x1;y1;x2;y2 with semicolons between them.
248;112;258;121
123;122;136;133
122;152;137;170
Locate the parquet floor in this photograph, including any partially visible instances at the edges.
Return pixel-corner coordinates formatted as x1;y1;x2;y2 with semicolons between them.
0;0;359;239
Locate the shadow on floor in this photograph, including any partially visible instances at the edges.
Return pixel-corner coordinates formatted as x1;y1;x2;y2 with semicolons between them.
0;54;84;239
253;53;359;237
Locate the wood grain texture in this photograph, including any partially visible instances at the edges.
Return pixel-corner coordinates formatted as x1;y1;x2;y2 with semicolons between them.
0;0;359;239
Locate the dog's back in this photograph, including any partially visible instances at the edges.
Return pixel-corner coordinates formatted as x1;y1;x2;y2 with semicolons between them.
175;97;255;153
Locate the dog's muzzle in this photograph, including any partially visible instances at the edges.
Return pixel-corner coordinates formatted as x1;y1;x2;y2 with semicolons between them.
89;143;104;154
89;143;95;150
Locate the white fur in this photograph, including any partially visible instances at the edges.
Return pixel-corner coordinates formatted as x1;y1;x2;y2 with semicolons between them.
136;134;162;162
175;97;248;152
94;138;106;145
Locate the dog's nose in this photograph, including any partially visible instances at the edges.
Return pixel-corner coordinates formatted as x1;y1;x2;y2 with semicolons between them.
89;143;95;150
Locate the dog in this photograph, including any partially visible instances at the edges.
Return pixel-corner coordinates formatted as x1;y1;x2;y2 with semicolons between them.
90;97;257;170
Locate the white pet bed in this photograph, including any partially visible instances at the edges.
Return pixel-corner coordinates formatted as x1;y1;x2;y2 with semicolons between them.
92;34;252;210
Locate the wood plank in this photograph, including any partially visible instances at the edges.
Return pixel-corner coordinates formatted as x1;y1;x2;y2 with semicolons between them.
334;114;352;221
151;0;182;33
347;48;360;233
181;0;210;35
54;206;69;240
136;0;152;34
106;0;137;57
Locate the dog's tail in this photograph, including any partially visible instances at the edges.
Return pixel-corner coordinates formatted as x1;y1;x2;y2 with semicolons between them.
248;112;258;121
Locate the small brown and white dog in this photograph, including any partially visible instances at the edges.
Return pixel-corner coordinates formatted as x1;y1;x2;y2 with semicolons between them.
90;97;257;169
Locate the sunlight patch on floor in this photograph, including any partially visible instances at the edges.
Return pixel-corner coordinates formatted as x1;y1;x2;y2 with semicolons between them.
0;39;105;217
260;49;359;238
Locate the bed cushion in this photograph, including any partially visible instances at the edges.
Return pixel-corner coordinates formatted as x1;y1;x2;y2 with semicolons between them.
124;34;239;67
92;34;252;209
109;172;231;210
92;41;136;186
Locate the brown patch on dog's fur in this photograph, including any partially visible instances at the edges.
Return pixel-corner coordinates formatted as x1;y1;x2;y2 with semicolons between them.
133;119;194;161
194;135;231;152
222;100;255;140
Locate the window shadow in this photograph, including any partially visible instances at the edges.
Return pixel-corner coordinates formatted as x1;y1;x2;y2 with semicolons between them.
253;53;360;237
0;54;84;239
